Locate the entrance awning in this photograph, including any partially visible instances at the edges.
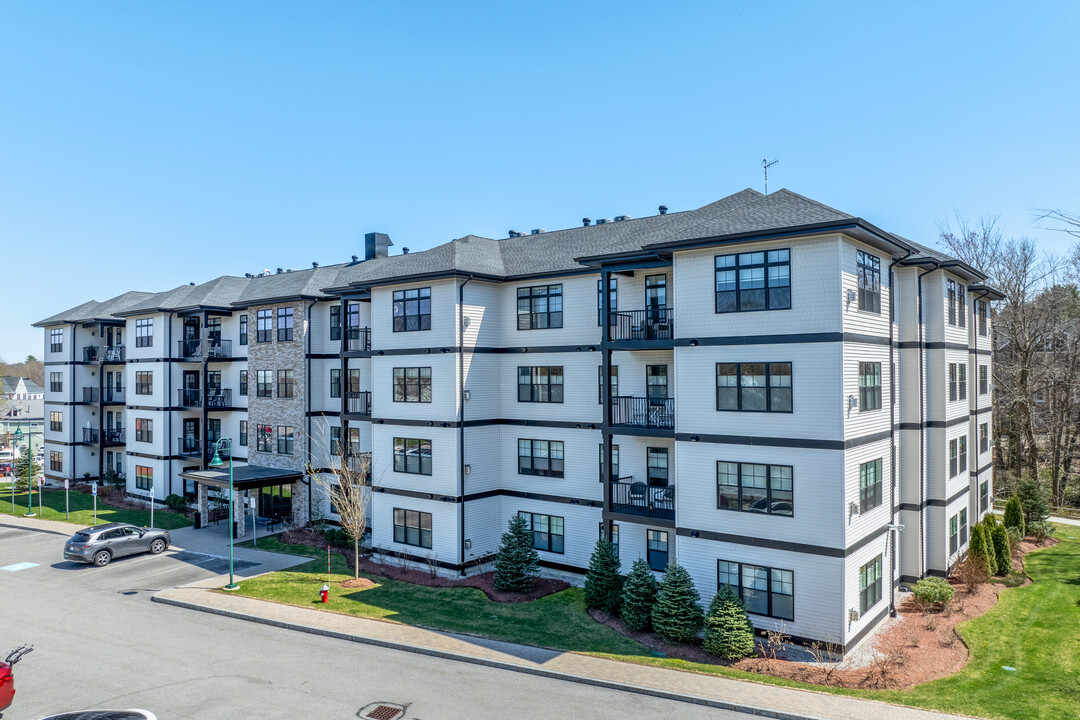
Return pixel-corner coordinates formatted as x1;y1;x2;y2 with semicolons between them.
179;464;303;491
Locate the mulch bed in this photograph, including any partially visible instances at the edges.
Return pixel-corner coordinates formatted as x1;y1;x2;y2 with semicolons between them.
280;528;570;603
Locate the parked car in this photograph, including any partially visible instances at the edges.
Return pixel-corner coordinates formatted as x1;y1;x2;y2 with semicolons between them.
1;646;33;713
37;711;157;719
63;523;171;567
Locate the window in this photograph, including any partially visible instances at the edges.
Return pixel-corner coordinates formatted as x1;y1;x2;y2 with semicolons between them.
980;481;989;513
135;371;152;395
960;508;968;546
277;307;294;341
135;465;153;491
646;365;668;400
135;418;153;443
330;426;341;455
599;522;619;554
979;365;988;395
715;249;790;313
518;440;564;477
394;509;432;549
277;369;294;398
717;461;793;515
517;284;563;329
978;300;988;336
239;314;248;345
599;443;619;481
958;285;967;328
716;362;792;412
597;277;617;326
718;560;794;620
257;370;272;397
50;328;63;353
346;302;360;332
277;426;294;454
50;372;62;393
598;365;618;403
330;305;341;341
393;367;432;403
206;317;221;344
330;369;341;398
949;514;959;555
346;426;362;455
859;459;883;512
256;425;273;452
519;512;564;554
647;447;669;486
207;371;221;393
645;274;668;311
647;529;668;571
135;318;153;347
958;364;967;400
239;370;248;396
239;420;248;447
947;280;957;326
392;287;431;332
50;451;63;472
980;423;989;454
393;437;432;475
49;411;62;432
959;435;967;473
949;439;958;477
256;309;273;342
518;366;563;403
856;250;881;313
859;556;882;614
859;362;882;411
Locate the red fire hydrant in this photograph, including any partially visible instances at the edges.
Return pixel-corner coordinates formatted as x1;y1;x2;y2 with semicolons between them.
319;583;329;603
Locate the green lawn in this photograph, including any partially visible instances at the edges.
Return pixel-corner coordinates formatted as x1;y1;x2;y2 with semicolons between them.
237;528;1080;719
0;488;191;530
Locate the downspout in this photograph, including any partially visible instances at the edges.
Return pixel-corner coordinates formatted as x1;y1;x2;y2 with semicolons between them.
916;262;939;578
167;312;174;496
97;322;104;480
304;299;316;520
601;270;614;541
69;323;76;479
458;275;473;575
886;249;911;616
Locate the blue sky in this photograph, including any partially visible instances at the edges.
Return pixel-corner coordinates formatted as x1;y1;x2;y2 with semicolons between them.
2;1;1078;360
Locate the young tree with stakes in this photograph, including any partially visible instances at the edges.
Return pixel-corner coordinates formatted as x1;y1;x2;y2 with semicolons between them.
308;424;372;580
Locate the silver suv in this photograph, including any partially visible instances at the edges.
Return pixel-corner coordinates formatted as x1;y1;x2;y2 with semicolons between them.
63;523;171;567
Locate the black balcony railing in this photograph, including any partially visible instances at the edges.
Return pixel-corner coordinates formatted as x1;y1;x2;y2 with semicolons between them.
102;428;125;445
347;391;371;415
609;396;675;429
82;387;99;403
346;327;371;352
608;308;674;342
178;437;201;455
103;386;125;403
610;478;675;520
205;388;233;408
82;428;99;443
178;339;232;358
103;346;125;363
178;388;202;407
207;340;232;359
82;346;99;362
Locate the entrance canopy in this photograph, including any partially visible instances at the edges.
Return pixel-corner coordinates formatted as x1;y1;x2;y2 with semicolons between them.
179;464;303;491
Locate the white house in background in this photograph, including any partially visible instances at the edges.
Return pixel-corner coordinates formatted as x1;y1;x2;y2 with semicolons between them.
33;188;1001;652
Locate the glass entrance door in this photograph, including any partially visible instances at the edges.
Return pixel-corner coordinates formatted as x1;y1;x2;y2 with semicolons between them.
258;484;293;520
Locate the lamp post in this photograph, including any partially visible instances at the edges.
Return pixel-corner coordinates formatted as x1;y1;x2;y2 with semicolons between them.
208;438;239;590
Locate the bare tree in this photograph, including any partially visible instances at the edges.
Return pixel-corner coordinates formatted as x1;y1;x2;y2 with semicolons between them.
308;421;372;579
1035;208;1080;240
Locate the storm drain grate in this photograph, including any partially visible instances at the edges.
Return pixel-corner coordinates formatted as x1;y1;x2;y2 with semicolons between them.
358;703;405;720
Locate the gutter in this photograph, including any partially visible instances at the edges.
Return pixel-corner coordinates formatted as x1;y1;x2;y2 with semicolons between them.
458;275;473;574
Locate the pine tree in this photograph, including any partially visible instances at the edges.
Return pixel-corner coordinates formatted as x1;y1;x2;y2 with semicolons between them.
651;562;705;644
1003;495;1025;537
703;585;757;659
584;539;623;614
991;523;1011;576
493;514;539;592
1016;476;1050;528
970;523;996;576
620;558;659;631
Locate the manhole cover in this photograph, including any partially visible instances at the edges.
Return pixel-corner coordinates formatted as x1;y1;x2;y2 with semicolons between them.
358;702;405;720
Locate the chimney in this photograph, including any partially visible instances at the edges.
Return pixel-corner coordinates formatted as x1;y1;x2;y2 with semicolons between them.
659;205;668;215
365;232;393;260
582;218;591;227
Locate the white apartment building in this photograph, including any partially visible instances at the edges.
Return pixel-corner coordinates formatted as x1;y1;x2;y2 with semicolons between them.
34;188;1000;651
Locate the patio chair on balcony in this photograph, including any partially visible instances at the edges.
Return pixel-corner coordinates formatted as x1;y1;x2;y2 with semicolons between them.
629;482;647;506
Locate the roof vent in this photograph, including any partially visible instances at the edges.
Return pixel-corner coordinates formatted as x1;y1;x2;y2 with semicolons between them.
351;255;359;263
402;247;410;254
614;215;630;222
531;229;545;235
276;268;283;274
312;262;319;268
189;282;195;286
596;218;611;225
508;230;520;238
582;218;591;227
245;273;252;278
286;269;293;273
659;205;668;215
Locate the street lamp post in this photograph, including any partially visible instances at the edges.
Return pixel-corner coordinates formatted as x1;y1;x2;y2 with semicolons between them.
208;438;239;591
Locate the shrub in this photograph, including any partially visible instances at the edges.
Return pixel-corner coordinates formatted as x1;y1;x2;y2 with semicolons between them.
652;562;705;644
1003;571;1026;587
1017;476;1050;528
493;514;539;592
969;524;997;576
1028;521;1056;542
584;540;623;614
164;494;188;511
954;553;989;592
991;523;1011;575
324;528;352;547
912;577;954;610
982;513;998;529
1006;526;1023;550
702;585;756;659
620;559;659;631
1003;495;1025;537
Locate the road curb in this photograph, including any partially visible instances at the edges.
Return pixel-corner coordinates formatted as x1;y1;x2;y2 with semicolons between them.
151;591;826;720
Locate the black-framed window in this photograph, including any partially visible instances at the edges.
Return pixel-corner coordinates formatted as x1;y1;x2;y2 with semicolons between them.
859;556;882;614
859;362;881;411
518;439;564;477
135;371;152;395
717;461;793;515
646;365;668;400
518;366;563;403
393;367;432;403
980;422;989;454
598;443;619;481
239;420;248;447
277;369;294;398
135;418;153;443
207;371;221;392
50;372;62;393
949;514;959;555
959;435;967;473
330;305;341;341
980;481;988;513
856;250;881;313
135;318;153;347
50;328;63;353
859;458;883;512
346;426;362;455
517;284;563;330
646;447;668;486
49;411;62;432
50;451;63;472
393;437;432;475
960;508;968;546
978;300;988;336
277;425;294;454
277;307;294;341
958;285;967;328
519;512;564;554
718;560;794;620
346;302;360;331
947;280;957;326
330;369;341;398
257;370;272;398
949;364;958;401
959;364;967;400
206;317;221;344
135;465;153;491
256;309;273;342
394;509;432;549
239;370;248;396
347;368;362;395
599;522;619;554
715;249;790;313
393;287;431;332
598;365;618;403
716;362;792;412
330;426;341;455
979;365;988;395
647;529;668;571
239;314;248;345
597;277;617;326
256;424;273;452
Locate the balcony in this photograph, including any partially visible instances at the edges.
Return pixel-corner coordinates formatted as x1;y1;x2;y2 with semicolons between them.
609;396;675;430
103;345;125;363
103;386;125;404
608;308;674;342
347;391;371;415
177;437;202;456
609;478;675;520
82;428;98;443
177;388;202;407
102;428;125;445
177;339;232;359
82;346;99;362
205;388;233;409
82;387;98;403
346;327;371;352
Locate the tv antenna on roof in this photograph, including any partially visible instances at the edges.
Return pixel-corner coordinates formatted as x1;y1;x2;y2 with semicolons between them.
762;158;779;194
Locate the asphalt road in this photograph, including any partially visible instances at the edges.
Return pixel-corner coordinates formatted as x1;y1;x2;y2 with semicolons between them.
0;524;743;720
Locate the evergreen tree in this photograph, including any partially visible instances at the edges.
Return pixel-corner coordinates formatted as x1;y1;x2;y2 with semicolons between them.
493;514;539;592
702;585;756;659
620;558;659;631
1016;476;1050;528
584;539;623;614
991;523;1011;576
651;562;705;644
1003;495;1025;537
970;523;997;576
